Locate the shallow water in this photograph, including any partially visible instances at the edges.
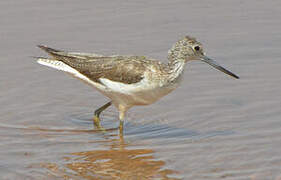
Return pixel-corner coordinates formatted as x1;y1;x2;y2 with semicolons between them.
1;0;281;179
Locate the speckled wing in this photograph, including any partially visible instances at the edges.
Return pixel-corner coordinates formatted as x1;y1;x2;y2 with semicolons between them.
38;45;146;84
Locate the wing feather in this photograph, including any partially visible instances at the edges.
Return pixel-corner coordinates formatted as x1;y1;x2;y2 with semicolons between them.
38;45;147;84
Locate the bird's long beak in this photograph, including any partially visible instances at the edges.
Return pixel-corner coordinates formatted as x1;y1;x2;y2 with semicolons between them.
201;56;239;79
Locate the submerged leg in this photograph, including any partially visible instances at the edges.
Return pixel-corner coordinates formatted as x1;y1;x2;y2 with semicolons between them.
119;112;125;136
118;105;128;136
93;101;112;129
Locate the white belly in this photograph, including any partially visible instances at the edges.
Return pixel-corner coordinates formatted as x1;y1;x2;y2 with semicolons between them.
99;77;181;107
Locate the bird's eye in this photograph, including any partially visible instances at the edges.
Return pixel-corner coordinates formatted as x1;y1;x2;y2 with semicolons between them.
194;46;200;51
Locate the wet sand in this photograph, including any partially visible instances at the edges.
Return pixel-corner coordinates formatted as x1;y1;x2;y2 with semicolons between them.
0;0;281;179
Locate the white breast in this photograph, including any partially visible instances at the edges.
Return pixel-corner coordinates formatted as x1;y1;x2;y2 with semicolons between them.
99;74;181;107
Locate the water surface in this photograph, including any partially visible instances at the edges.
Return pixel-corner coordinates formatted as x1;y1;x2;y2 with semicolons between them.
0;0;281;179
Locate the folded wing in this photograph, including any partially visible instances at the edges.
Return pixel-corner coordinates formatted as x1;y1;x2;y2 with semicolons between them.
37;45;147;85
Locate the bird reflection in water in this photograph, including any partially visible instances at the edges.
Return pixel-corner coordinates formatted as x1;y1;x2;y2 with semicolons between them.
43;135;179;179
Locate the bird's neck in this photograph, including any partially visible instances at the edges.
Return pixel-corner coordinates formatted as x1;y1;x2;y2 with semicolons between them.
167;58;186;83
165;43;188;82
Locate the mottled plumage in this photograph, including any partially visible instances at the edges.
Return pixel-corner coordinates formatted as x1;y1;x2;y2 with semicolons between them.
38;45;168;85
36;36;239;135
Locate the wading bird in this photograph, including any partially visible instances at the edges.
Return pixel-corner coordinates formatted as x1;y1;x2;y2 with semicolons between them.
37;36;239;135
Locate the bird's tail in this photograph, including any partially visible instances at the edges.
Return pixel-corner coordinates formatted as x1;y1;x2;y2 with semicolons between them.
36;57;74;73
37;45;77;64
37;45;62;56
37;45;105;60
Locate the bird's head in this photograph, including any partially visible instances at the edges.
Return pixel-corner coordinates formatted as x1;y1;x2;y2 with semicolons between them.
168;36;239;79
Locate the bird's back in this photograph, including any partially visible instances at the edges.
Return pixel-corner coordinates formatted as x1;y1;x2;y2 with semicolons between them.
37;45;168;85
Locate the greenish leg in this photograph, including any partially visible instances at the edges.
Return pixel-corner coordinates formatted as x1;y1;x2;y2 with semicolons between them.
93;101;112;129
119;120;124;136
118;106;127;136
